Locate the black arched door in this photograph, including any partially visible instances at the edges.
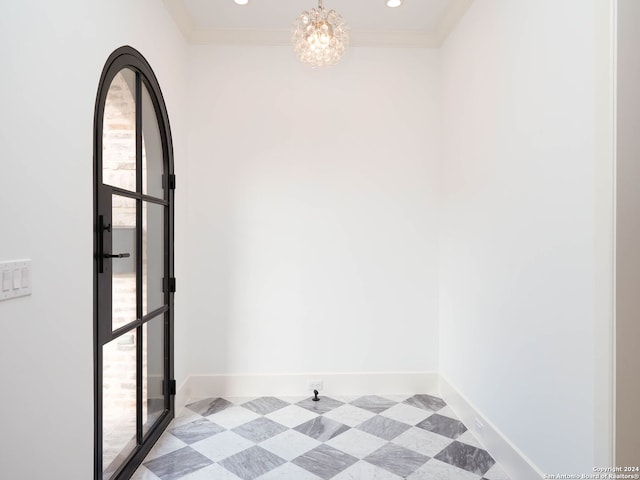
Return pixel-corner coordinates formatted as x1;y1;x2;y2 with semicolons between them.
94;46;175;480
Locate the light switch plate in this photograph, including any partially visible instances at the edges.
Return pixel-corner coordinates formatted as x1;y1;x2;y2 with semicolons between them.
2;271;10;292
0;260;32;301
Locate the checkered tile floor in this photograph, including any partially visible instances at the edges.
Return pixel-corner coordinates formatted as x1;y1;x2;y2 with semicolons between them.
132;393;511;480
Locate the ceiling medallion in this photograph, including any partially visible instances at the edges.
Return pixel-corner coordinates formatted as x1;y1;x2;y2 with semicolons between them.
292;0;349;68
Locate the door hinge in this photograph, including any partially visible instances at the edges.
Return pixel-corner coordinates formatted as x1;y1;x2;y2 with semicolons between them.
163;174;176;190
163;277;176;293
163;379;177;396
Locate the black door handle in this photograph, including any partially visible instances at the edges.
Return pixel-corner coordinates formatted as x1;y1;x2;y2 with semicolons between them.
98;215;130;272
103;253;131;259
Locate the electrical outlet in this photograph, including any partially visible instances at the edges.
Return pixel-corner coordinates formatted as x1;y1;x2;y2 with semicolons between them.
306;379;323;391
474;417;485;437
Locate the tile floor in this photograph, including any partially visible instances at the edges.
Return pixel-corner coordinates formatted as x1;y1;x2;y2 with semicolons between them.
132;393;511;480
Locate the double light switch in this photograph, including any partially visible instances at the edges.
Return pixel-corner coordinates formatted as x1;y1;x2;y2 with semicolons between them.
0;260;32;301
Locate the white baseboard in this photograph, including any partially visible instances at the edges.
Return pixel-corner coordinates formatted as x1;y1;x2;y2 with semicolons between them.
176;371;439;407
439;376;544;480
174;377;191;417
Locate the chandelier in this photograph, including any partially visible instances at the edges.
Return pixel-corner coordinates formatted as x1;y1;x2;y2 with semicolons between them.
292;0;349;68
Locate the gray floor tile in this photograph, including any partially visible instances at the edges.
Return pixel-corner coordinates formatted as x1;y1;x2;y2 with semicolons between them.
258;462;324;480
219;446;286;480
292;444;358;480
296;396;344;414
170;419;225;445
364;443;429;478
144;446;213;480
416;414;467;439
350;395;397;414
241;396;290;416
294;416;351;442
403;394;447;412
356;415;411;441
231;417;288;443
186;397;233;417
435;441;496;476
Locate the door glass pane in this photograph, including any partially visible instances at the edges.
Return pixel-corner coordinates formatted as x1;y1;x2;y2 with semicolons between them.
103;69;136;192
113;195;137;330
143;316;165;435
143;202;165;315
142;84;164;198
102;331;138;480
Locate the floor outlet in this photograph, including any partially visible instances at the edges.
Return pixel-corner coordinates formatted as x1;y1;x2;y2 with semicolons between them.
307;380;323;391
474;417;485;437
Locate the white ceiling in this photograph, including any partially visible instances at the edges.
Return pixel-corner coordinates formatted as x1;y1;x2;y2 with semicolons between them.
163;0;474;47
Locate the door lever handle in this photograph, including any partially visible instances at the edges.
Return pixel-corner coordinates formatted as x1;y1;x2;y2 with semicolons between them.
103;253;131;259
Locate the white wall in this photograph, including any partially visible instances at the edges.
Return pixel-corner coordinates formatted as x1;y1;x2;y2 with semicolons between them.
0;1;618;476
439;0;611;474
0;2;187;479
616;0;640;466
185;46;441;377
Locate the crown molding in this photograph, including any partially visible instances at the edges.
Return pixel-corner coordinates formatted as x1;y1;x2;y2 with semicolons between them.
190;28;290;46
163;0;195;38
188;28;439;48
164;0;473;48
352;30;439;48
435;0;474;46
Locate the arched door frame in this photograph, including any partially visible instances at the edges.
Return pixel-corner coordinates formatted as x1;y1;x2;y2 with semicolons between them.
93;45;175;480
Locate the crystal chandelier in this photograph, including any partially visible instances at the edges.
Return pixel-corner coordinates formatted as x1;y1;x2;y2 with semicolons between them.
292;0;349;68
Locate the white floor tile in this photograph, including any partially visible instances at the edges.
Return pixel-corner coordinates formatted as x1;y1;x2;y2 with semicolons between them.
264;404;319;428
380;403;432;426
437;405;460;419
144;433;188;461
206;406;261;429
323;404;377;427
392;427;453;457
333;460;403;480
259;429;321;460
190;430;254;462
457;430;484;449
408;459;482;480
170;409;203;428
325;428;388;459
483;463;510;480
